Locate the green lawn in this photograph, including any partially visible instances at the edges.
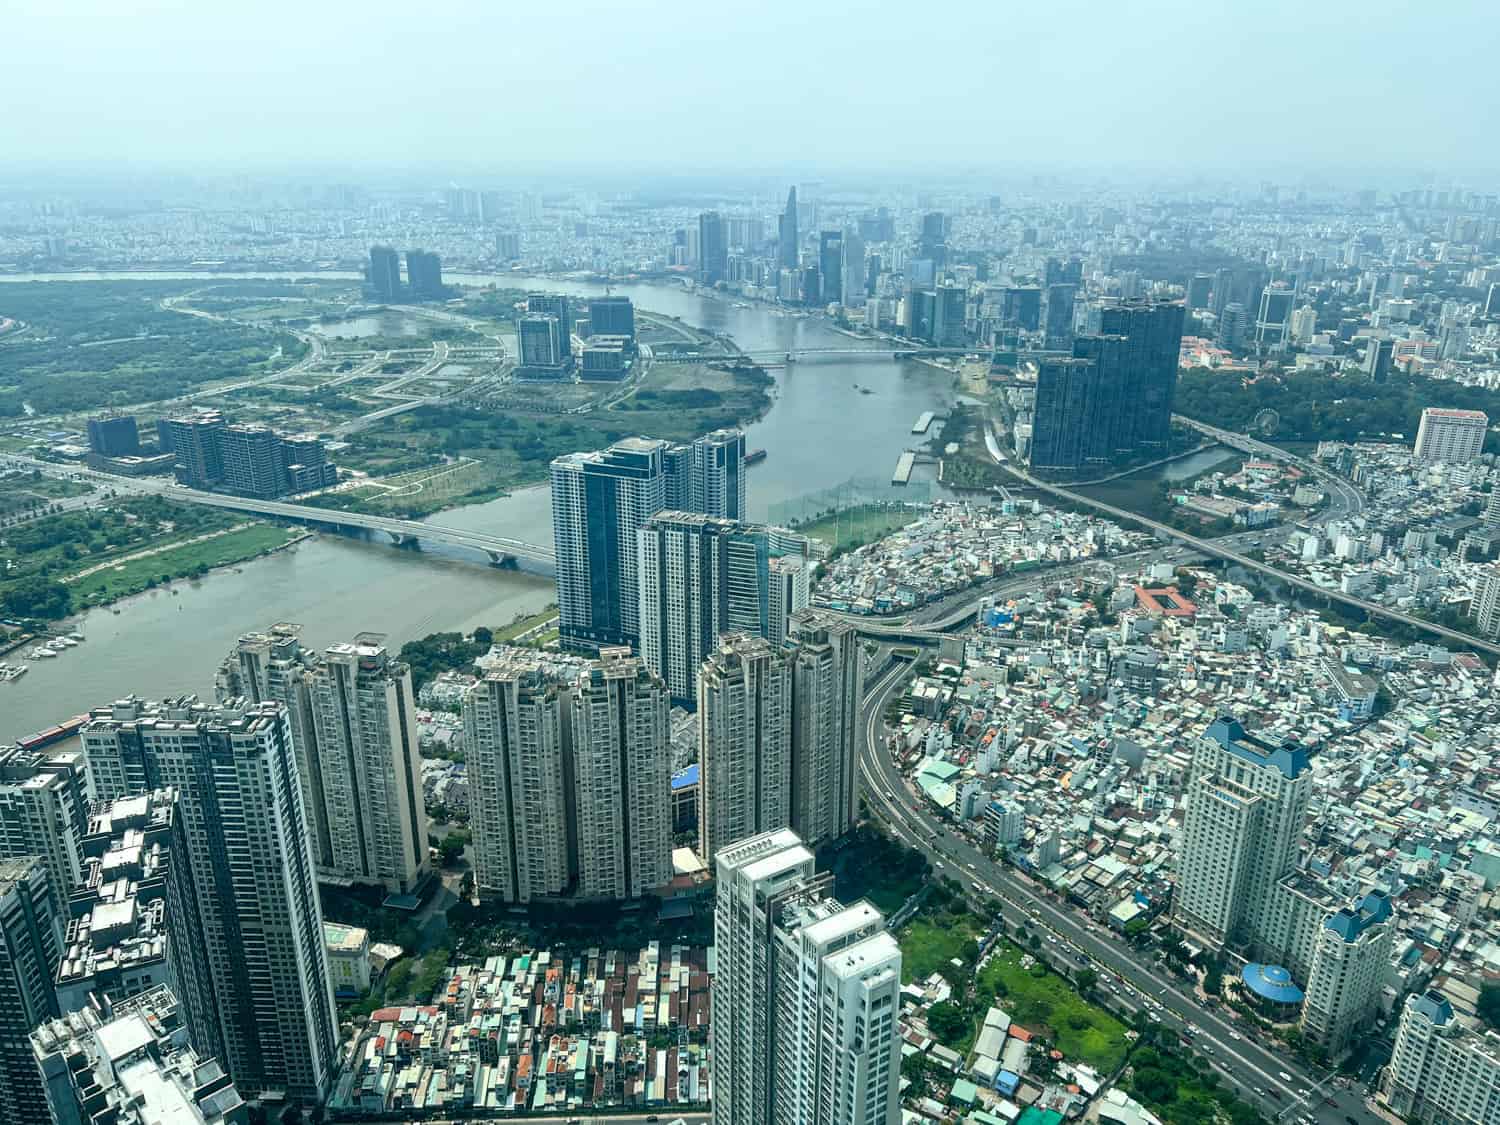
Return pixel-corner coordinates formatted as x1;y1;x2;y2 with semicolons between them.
68;524;298;604
899;916;984;984
494;608;558;643
977;939;1130;1072
795;504;919;550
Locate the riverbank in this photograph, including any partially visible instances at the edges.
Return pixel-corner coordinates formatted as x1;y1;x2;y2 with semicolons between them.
67;524;308;607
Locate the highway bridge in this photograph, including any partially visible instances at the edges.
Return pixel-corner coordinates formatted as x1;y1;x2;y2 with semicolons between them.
652;345;982;365
0;457;556;568
167;491;557;567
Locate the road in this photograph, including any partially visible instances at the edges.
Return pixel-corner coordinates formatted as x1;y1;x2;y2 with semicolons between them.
983;424;1500;656
857;657;1383;1125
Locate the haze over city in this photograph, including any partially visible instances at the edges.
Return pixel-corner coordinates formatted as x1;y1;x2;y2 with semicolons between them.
2;0;1497;176
4;7;1500;1125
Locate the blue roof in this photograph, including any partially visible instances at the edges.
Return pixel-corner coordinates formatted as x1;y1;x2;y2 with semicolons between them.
1410;990;1454;1027
1241;963;1305;1005
1325;891;1392;942
671;764;699;790
1207;715;1312;779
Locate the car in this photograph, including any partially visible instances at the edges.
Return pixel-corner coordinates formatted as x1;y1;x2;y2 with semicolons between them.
1229;1030;1241;1040
1278;1072;1293;1083
1148;1012;1161;1022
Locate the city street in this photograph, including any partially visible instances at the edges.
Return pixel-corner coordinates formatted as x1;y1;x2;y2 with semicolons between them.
857;658;1386;1125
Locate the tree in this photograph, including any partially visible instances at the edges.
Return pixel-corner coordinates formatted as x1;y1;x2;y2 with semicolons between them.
1479;984;1500;1031
927;1001;969;1045
1075;968;1098;995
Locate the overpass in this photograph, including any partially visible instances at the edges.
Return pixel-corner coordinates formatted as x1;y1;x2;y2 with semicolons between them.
982;426;1500;657
152;489;556;567
651;345;982;366
0;456;555;567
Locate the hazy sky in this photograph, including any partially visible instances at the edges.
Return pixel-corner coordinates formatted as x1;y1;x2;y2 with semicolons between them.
2;0;1494;178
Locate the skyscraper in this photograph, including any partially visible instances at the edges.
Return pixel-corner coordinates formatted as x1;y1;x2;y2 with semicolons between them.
689;428;747;520
463;647;672;903
778;188;799;269
1028;356;1106;473
368;245;402;301
1043;282;1077;349
1173;715;1312;952
405;249;443;299
220;628;429;896
637;513;773;705
160;411;226;489
464;650;577;903
0;857;62;1125
1093;297;1184;454
918;212;947;265
54;789;218;1067
86;415;140;458
1217;301;1248;350
0;749;88;920
32;985;245;1125
1185;273;1213;310
588;296;636;341
712;829;901;1125
551;438;669;650
80;699;339;1104
785;610;864;848
306;637;430;896
699;211;728;286
1254;284;1295;349
698;634;792;861
1384;991;1500;1125
219;424;287;499
1301;892;1395;1057
1000;286;1041;332
841;228;866;306
552;430;748;651
569;648;672;900
818;231;843;307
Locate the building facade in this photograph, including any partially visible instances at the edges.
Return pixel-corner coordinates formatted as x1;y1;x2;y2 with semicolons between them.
712;830;900;1125
698;635;792;861
79;699;339;1104
1173;716;1312;952
1384;990;1500;1125
0;857;62;1125
1414;407;1488;465
0;749;88;920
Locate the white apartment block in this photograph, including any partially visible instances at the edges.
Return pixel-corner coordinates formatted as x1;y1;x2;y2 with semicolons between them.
78;699;339;1104
221;627;429;896
0;750;88;919
464;646;672;904
712;829;900;1125
464;650;575;903
1384;990;1500;1125
1413;406;1487;465
786;610;864;848
699;634;792;861
307;638;429;896
1174;716;1311;951
1471;565;1500;639
772;899;901;1125
1300;892;1394;1057
638;512;770;704
569;648;672;899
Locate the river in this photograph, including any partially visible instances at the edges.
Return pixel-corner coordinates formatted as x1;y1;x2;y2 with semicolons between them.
1;270;959;741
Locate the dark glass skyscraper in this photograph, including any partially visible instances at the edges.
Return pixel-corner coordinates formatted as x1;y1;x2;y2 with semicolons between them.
699;211;728;285
818;231;843;307
779;187;799;269
405;249;444;299
1028;299;1184;472
1094;298;1185;454
368;245;401;301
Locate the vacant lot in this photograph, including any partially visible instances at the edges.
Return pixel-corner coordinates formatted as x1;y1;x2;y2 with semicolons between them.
978;939;1129;1072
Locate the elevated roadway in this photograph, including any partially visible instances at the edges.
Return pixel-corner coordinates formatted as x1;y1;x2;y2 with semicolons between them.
1;456;555;567
983;425;1500;656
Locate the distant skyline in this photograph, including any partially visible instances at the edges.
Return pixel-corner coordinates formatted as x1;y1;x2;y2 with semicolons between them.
2;0;1496;181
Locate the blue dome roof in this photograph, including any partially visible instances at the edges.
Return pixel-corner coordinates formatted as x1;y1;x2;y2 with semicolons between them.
1241;963;1305;1005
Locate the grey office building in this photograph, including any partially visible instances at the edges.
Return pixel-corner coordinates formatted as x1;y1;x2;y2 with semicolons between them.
0;857;61;1125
